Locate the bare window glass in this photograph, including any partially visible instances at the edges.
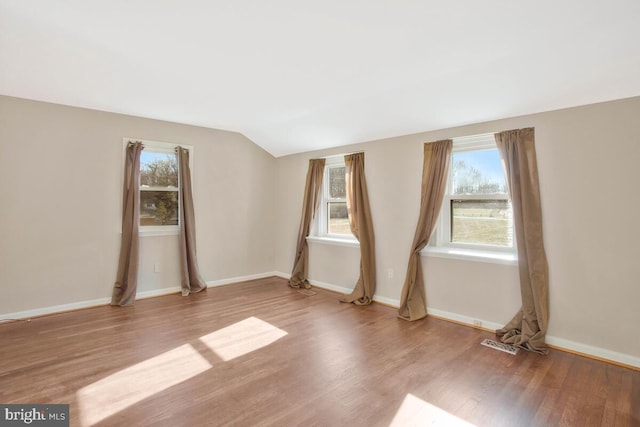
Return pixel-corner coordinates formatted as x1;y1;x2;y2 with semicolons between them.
446;146;513;248
452;149;507;195
140;152;178;188
141;191;179;226
451;200;513;247
329;166;346;198
139;150;179;227
328;202;350;235
318;160;353;238
326;165;351;236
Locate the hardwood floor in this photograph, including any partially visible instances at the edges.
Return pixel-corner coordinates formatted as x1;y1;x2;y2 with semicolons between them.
1;277;638;426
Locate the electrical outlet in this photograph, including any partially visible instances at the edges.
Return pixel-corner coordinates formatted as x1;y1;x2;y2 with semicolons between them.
154;262;160;273
473;319;482;327
387;268;394;279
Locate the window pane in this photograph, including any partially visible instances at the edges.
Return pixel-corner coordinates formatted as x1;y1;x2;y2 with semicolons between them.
140;151;178;188
328;166;346;199
141;191;179;226
328;202;350;235
451;200;513;246
452;149;506;195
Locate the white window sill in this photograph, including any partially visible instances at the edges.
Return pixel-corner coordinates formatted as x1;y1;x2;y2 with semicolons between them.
421;246;517;266
140;228;179;237
306;236;360;248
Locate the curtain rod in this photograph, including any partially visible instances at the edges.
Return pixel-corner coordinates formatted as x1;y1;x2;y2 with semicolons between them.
126;140;190;152
320;150;364;160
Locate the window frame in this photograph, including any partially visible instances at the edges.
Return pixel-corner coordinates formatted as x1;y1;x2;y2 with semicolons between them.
122;138;193;237
312;155;356;242
426;133;517;263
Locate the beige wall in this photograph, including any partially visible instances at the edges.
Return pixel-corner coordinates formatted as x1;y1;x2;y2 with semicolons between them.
275;97;640;361
0;95;276;314
2;94;639;364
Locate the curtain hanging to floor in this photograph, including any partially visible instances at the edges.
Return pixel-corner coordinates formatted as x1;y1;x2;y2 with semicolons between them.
111;141;144;306
289;159;326;289
398;140;452;320
340;152;376;305
495;128;549;353
177;147;207;296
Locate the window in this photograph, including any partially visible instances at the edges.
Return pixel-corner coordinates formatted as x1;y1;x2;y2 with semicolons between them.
430;133;515;257
140;147;179;228
124;138;193;235
315;156;354;239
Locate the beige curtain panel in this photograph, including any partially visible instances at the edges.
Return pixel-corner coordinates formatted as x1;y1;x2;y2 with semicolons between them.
112;141;144;306
340;153;376;305
495;128;549;354
398;140;452;321
289;159;326;289
177;147;207;296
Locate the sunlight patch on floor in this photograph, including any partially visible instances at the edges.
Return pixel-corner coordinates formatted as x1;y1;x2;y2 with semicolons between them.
389;393;476;427
198;316;288;361
77;344;211;426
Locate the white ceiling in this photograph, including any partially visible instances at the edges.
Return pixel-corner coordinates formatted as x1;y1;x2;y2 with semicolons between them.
1;1;639;157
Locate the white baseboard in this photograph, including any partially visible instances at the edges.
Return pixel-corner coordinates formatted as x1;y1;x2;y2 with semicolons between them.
0;272;280;322
545;335;640;369
206;271;279;287
426;308;639;368
5;273;637;369
309;278;352;295
274;271;401;307
137;286;181;299
0;296;112;322
374;295;401;308
0;286;184;322
426;307;504;331
276;273;639;369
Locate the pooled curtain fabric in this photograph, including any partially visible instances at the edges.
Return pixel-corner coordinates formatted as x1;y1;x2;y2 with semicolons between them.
177;147;207;296
340;153;376;305
495;128;549;353
289;159;326;289
112;141;144;306
398;140;452;321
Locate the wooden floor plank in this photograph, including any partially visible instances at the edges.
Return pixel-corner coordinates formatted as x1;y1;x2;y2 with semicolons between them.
0;277;638;426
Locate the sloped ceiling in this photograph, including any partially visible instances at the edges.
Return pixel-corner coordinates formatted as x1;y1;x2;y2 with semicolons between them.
1;1;639;157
